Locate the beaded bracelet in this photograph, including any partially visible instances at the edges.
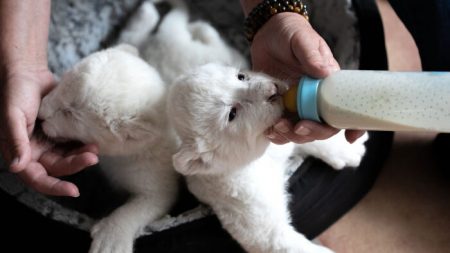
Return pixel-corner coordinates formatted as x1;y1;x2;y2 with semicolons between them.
243;0;309;42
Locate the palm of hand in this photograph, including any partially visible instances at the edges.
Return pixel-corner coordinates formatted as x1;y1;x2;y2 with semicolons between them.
18;135;98;197
0;70;52;163
0;69;98;197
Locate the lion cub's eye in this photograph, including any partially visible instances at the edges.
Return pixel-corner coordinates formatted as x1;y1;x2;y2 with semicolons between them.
237;73;246;81
228;107;237;122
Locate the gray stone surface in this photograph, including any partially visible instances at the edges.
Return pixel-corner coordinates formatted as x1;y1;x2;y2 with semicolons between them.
48;0;142;75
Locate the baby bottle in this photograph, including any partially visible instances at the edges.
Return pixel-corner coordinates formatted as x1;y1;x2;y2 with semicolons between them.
283;70;450;132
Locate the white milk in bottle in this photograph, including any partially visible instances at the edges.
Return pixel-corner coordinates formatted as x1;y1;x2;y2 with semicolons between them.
283;70;450;132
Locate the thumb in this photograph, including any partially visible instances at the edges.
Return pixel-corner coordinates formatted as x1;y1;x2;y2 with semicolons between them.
291;31;340;78
2;111;32;173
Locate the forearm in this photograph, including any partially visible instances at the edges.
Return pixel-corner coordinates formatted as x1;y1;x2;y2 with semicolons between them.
0;0;51;73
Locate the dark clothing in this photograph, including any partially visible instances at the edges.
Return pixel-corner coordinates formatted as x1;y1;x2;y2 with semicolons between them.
386;0;450;180
388;0;450;71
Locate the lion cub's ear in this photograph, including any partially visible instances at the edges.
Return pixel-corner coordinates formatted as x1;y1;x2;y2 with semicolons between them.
172;140;214;176
123;121;158;142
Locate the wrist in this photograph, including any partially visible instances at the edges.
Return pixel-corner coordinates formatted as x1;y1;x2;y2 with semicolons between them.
0;36;49;75
1;60;50;79
243;0;309;42
1;62;54;96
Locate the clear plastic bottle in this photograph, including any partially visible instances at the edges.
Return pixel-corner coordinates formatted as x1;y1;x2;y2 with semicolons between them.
283;70;450;132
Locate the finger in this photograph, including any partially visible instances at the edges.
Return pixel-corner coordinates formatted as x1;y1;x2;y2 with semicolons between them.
291;30;340;78
345;130;367;143
272;119;302;142
293;120;340;141
50;141;98;156
266;131;290;145
304;40;339;77
278;131;315;144
273;119;294;135
40;151;98;177
318;38;340;72
66;143;99;156
2;110;32;173
17;162;80;197
272;119;314;144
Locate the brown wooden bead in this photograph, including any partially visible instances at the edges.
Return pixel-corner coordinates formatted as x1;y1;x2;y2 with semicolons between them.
244;0;309;42
270;7;278;15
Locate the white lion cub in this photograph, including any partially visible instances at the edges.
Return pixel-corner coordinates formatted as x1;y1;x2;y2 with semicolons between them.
38;45;179;253
119;0;248;84
167;63;368;253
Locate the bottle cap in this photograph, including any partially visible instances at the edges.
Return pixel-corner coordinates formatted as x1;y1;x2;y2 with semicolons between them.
298;76;321;122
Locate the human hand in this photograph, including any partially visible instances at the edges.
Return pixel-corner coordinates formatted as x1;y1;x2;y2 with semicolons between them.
250;12;365;144
265;118;365;145
0;66;99;197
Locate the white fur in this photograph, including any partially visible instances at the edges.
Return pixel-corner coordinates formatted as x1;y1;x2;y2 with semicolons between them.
39;1;249;251
167;63;368;253
119;0;248;85
39;45;179;253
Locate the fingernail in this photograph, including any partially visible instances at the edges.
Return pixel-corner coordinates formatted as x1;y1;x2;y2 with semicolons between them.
295;126;311;136
72;188;80;198
9;157;20;172
274;122;289;133
10;157;19;166
88;156;99;166
266;134;276;139
330;65;340;73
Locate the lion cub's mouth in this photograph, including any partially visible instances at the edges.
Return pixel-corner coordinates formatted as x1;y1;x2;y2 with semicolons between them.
268;93;282;102
267;83;284;103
